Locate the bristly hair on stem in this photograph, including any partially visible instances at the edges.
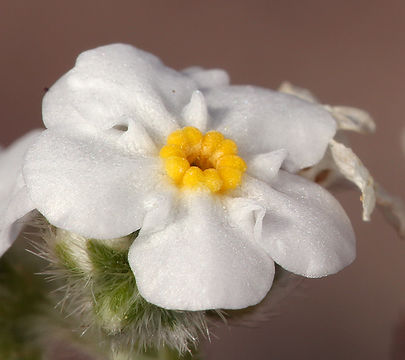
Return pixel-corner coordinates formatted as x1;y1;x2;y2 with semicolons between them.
30;216;213;358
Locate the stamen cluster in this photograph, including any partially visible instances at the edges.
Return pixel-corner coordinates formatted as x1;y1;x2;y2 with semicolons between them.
159;126;247;192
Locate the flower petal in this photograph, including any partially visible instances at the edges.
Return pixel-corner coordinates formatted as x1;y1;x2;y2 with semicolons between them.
329;139;376;221
326;106;376;134
278;81;320;103
114;118;158;156
242;171;355;277
182;66;230;89
128;192;274;311
247;149;288;182
181;90;208;131
204;86;336;172
0;178;35;256
23;127;173;239
0;130;41;256
43;44;197;143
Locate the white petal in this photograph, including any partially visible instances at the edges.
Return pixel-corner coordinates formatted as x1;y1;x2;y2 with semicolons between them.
223;197;265;243
247;149;288;182
0;130;41;256
129;192;274;311
204;86;336;172
329;139;376;221
0;178;35;256
182;66;230;89
115;118;158;156
242;171;356;277
140;191;175;235
43;44;197;143
23;128;173;239
278;81;320;103
181;90;208;131
0;130;42;202
326;106;376;134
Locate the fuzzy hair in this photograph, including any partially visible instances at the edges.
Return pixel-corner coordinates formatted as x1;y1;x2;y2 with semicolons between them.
29;217;214;357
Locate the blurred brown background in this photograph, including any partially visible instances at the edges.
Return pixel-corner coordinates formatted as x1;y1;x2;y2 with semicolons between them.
1;1;405;359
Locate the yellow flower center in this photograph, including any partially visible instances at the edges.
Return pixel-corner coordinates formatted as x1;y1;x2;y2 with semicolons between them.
159;127;247;193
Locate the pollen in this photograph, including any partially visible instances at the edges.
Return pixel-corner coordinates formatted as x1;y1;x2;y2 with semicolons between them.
159;144;186;159
182;166;205;188
160;127;247;193
164;156;190;183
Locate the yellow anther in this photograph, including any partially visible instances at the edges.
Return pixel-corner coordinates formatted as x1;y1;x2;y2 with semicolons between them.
159;144;185;159
210;139;238;164
164;156;190;183
218;167;243;191
161;127;246;193
182;166;205;188
216;139;237;156
183;126;203;147
201;131;224;157
203;169;223;193
167;129;189;151
216;154;247;172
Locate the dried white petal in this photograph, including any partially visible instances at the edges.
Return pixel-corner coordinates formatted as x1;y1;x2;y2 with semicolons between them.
325;105;376;134
329;139;376;221
374;183;405;239
278;81;319;103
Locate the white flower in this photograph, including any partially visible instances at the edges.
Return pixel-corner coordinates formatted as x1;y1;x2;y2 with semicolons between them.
0;44;355;311
0;130;41;255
